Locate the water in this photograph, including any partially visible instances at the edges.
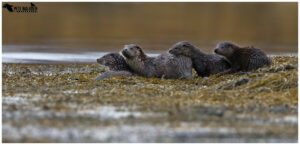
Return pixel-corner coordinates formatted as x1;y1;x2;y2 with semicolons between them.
2;48;160;64
2;92;298;143
3;3;297;45
2;2;298;64
2;44;297;64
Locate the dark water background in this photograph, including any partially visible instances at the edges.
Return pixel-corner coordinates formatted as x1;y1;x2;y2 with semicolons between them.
2;2;298;63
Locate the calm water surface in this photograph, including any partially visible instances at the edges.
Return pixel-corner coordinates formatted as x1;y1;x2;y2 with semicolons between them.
2;2;298;63
2;42;297;64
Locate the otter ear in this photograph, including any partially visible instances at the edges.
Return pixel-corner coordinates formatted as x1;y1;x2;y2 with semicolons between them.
136;46;142;50
136;46;144;54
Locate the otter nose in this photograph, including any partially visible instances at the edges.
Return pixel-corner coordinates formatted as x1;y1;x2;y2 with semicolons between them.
214;48;218;53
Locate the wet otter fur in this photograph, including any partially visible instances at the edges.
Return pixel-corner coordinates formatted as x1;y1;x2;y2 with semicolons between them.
121;44;193;79
94;53;133;80
214;41;271;76
168;41;231;77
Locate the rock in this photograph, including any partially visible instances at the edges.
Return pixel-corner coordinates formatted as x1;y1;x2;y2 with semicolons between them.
284;65;297;70
234;78;251;87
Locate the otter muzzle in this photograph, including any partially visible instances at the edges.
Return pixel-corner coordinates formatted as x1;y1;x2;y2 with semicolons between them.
214;48;218;53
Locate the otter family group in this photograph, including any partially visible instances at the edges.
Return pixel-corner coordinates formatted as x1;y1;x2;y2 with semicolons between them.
95;41;271;80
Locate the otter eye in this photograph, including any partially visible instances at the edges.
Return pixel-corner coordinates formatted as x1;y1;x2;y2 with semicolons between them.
183;43;191;47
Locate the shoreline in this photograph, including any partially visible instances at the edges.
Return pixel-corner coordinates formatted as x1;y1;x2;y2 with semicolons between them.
2;52;298;64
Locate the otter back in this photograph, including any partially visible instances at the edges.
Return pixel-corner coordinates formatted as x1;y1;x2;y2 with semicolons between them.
229;47;271;71
192;54;231;77
154;53;193;79
125;52;193;79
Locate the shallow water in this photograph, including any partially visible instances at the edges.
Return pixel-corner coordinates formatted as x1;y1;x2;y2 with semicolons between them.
2;92;298;143
2;44;297;64
2;51;160;64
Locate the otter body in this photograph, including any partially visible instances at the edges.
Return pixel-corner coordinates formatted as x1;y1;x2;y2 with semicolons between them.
121;44;193;79
169;41;230;77
94;53;133;80
214;42;271;75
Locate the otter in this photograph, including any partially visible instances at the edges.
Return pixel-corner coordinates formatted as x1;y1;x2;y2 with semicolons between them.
121;44;193;79
94;53;133;80
168;41;231;77
214;41;271;75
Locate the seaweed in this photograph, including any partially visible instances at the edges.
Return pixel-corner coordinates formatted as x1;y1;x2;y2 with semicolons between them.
2;56;298;143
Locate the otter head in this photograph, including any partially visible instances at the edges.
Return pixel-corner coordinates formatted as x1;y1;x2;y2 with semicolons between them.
214;42;237;58
168;41;195;57
97;53;121;69
121;44;146;60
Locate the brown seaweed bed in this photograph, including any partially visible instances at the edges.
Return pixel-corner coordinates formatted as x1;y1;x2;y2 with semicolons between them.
2;56;298;143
